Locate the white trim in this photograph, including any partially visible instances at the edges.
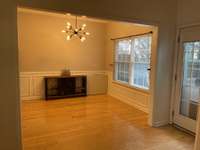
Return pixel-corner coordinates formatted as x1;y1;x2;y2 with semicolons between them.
20;71;150;115
107;71;150;113
112;80;150;94
178;23;200;30
113;35;152;92
20;70;108;100
170;29;181;124
22;96;42;101
18;7;109;24
20;70;107;76
109;92;149;113
171;25;200;132
152;120;169;127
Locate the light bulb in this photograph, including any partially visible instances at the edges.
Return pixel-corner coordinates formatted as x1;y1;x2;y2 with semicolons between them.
80;36;86;42
85;32;90;35
81;15;87;18
67;22;71;26
81;27;85;31
81;24;86;30
62;30;66;33
66;13;71;16
67;35;71;40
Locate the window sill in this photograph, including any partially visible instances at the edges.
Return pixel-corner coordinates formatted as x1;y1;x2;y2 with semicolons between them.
112;80;150;94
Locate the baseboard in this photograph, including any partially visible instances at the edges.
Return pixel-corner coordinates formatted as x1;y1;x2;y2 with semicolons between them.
108;92;149;113
172;123;195;136
152;120;169;127
21;96;43;101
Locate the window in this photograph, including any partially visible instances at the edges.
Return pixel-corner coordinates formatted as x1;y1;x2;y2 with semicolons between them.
114;35;152;90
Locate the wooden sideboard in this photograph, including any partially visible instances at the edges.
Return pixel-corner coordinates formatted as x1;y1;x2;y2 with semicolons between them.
45;75;87;100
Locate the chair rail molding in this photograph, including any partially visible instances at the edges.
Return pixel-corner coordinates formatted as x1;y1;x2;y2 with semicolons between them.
20;71;108;100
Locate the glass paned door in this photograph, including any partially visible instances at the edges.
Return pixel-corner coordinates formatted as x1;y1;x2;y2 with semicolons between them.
174;26;200;133
180;42;200;121
174;41;200;133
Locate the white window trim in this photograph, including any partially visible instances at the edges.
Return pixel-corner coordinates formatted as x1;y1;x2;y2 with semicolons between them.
113;34;152;91
112;80;150;94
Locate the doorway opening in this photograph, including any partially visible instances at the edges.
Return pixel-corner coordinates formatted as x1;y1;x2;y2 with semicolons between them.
17;7;174;150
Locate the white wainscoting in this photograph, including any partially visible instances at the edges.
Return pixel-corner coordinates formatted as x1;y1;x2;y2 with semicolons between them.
20;71;108;100
20;71;150;113
107;71;150;113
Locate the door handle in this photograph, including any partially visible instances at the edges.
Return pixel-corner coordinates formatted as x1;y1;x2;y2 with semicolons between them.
147;68;151;71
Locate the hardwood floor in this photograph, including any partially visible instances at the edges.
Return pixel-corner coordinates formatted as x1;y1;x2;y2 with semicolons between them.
21;95;194;150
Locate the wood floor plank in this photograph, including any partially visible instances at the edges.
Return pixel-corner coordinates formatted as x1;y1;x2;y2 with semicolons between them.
21;95;194;150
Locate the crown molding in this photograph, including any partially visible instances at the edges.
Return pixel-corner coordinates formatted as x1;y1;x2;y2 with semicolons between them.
17;7;109;24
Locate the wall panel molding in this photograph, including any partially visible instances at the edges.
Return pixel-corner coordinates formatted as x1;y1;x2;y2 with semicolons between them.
107;71;150;113
20;70;149;114
20;71;108;100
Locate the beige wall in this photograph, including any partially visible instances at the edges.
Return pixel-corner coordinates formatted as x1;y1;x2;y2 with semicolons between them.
177;0;200;26
18;9;106;72
0;1;22;150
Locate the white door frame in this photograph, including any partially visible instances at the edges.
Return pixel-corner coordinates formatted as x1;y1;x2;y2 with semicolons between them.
174;35;197;132
171;23;200;124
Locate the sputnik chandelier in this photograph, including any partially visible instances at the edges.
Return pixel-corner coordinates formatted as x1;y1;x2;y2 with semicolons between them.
62;15;90;42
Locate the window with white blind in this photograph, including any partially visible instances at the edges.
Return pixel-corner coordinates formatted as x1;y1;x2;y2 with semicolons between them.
114;35;152;90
